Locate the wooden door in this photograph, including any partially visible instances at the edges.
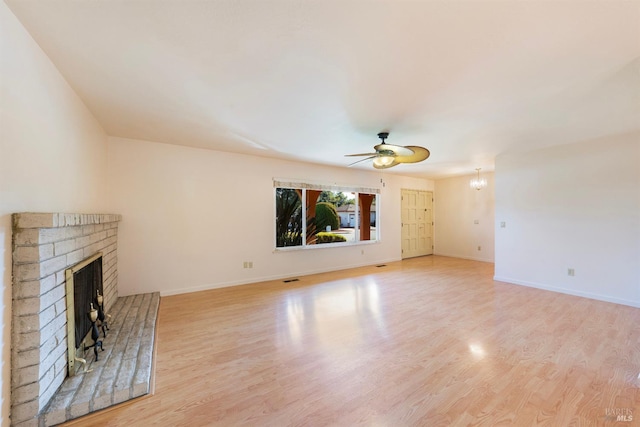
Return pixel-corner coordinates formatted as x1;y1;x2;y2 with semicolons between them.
401;189;433;259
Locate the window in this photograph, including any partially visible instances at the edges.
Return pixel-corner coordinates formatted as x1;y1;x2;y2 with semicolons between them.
275;180;379;249
275;188;303;247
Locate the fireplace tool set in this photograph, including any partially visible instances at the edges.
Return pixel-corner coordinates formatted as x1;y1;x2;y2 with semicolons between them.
85;291;111;361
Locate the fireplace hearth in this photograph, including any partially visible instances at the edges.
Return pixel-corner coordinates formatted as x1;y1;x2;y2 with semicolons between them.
41;292;159;425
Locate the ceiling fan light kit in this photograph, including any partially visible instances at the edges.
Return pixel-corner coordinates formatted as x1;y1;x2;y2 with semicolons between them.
346;132;430;169
373;155;395;167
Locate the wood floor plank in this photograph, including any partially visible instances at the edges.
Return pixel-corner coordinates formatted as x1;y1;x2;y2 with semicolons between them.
61;256;640;426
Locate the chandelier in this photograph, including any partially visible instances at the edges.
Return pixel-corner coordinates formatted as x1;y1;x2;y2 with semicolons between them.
470;168;487;191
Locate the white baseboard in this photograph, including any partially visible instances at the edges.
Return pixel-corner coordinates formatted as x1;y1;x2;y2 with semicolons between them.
160;257;402;296
433;251;494;263
493;275;640;308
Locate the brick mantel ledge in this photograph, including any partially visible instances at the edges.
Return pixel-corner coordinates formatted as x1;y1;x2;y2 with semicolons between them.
13;213;122;230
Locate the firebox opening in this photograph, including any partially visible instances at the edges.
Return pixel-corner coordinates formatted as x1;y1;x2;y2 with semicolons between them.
65;252;104;376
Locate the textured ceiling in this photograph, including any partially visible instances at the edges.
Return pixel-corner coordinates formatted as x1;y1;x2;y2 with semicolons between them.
6;0;640;178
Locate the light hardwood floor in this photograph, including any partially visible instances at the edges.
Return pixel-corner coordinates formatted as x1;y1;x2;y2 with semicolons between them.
63;256;640;426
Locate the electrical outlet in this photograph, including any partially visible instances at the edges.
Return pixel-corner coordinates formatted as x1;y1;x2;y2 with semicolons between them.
477;246;481;251
474;219;479;224
243;261;253;269
500;221;506;228
568;268;575;276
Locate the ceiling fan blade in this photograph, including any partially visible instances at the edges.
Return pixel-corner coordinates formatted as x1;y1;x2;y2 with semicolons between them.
345;152;378;157
347;155;378;167
394;146;430;164
374;143;414;156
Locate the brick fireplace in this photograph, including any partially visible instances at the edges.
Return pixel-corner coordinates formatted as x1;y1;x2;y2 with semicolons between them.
11;213;121;426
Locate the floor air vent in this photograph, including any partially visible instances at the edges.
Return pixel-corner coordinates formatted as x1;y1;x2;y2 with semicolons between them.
376;264;387;268
283;278;299;283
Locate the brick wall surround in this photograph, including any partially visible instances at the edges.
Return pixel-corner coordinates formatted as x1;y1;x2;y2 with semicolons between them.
11;213;122;426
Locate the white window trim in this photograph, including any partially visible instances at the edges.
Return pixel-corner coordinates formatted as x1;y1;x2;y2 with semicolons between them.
273;178;380;194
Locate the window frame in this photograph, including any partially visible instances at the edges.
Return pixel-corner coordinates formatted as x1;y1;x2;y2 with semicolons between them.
274;179;380;251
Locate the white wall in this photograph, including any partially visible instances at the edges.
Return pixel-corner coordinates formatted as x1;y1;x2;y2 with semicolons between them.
494;132;640;307
0;3;109;424
434;173;495;262
107;137;433;296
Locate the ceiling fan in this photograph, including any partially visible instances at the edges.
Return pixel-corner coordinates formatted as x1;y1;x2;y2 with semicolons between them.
345;132;430;169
